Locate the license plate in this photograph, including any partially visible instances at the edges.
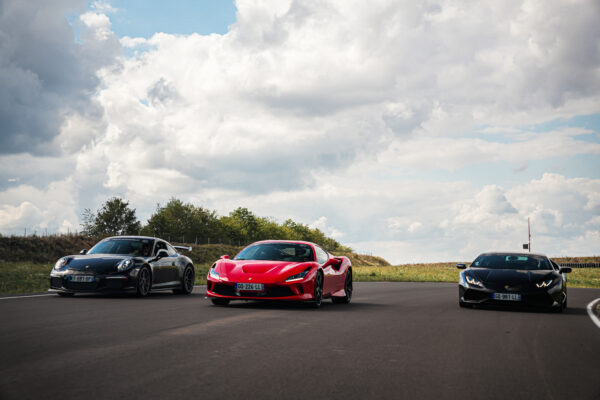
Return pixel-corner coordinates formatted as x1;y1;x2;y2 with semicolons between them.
70;275;94;283
235;283;264;291
492;292;521;301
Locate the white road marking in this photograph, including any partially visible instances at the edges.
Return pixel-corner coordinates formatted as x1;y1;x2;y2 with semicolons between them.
586;298;600;329
0;293;55;300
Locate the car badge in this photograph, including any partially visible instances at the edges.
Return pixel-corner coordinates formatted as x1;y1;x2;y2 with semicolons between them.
504;285;509;289
85;265;90;269
249;277;252;281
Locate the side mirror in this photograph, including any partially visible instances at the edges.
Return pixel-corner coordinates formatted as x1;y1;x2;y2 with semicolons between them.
456;263;466;269
156;250;169;259
220;255;229;260
559;267;572;274
80;249;87;255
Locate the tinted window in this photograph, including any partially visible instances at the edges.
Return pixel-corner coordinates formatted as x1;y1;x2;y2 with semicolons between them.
471;254;552;270
88;238;154;257
154;241;168;255
235;243;314;262
315;246;329;264
167;244;177;256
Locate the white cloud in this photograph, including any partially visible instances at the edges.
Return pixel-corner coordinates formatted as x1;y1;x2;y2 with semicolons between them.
0;1;598;262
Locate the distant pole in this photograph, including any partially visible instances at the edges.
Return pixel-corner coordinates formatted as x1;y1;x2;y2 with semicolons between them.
528;217;531;253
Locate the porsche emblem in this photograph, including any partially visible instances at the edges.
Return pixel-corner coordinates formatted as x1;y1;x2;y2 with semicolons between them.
248;277;252;281
85;265;89;269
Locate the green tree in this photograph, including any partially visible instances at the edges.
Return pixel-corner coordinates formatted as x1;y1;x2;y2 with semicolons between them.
141;198;220;243
81;197;141;237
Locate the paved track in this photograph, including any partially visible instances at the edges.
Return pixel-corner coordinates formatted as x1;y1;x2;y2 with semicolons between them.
1;282;599;400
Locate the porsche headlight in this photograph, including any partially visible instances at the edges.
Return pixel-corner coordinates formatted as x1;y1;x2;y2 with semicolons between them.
286;268;311;282
209;268;220;280
536;279;554;288
117;258;135;272
54;257;69;270
466;275;483;287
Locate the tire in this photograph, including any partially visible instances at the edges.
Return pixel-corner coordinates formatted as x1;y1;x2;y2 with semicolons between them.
57;292;74;297
332;270;352;304
174;265;195;295
136;266;152;297
211;298;230;306
310;272;324;308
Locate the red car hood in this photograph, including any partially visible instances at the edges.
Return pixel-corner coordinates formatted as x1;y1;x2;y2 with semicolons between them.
217;260;313;283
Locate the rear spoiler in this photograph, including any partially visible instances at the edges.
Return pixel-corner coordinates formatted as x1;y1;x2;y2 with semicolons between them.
174;245;192;252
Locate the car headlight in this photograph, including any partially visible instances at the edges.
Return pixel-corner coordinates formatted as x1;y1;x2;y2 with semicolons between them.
209;268;220;280
286;268;311;282
54;257;69;270
536;279;554;288
117;258;135;272
466;275;483;287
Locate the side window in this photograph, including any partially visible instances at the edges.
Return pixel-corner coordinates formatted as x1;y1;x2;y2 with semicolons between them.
315;246;329;265
154;241;167;255
550;260;560;271
167;244;177;256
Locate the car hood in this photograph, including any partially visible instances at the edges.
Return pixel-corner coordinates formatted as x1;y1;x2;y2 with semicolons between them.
64;254;136;275
470;268;557;286
216;260;314;283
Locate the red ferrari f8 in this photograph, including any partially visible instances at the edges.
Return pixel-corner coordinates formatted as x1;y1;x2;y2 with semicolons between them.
206;240;352;308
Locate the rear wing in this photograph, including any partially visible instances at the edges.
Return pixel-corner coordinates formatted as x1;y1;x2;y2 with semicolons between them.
174;245;192;252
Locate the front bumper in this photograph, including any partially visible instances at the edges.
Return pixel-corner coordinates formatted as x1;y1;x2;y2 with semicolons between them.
459;283;565;308
206;278;315;301
49;271;137;293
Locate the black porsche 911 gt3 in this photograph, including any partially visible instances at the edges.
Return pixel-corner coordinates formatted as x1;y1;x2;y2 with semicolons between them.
49;236;195;297
457;252;571;312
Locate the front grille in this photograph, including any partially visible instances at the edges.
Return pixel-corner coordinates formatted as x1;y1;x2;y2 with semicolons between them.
521;292;555;307
464;289;489;301
64;281;100;291
50;277;63;288
211;284;295;298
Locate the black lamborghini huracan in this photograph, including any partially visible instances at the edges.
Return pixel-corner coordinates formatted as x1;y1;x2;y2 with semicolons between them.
458;252;571;312
49;236;195;297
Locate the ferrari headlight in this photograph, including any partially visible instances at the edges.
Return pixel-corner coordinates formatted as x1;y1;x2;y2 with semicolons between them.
209;268;220;280
286;268;311;282
466;275;483;287
54;257;69;270
117;258;135;272
536;279;553;288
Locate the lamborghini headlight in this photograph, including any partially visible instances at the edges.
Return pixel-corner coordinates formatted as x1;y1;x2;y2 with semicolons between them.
54;257;69;270
117;258;135;272
536;279;554;288
466;275;483;287
286;268;311;282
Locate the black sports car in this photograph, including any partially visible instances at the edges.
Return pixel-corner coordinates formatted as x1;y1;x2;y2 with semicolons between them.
457;252;571;312
49;236;195;297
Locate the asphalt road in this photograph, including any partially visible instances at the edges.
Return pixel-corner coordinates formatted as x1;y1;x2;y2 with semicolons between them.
1;282;599;400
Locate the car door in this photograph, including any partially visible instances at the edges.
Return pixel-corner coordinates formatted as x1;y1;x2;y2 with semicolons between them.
315;245;337;295
164;243;181;284
151;241;170;286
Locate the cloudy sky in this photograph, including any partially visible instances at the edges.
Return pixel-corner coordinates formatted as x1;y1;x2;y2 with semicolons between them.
1;0;599;263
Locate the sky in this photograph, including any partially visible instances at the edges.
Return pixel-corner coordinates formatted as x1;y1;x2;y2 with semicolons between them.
0;0;599;263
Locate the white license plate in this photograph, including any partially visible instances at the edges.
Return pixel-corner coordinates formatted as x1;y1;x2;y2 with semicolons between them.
235;283;264;291
70;275;94;283
492;292;521;301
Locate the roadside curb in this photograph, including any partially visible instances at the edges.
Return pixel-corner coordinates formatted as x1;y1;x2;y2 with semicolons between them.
586;298;600;329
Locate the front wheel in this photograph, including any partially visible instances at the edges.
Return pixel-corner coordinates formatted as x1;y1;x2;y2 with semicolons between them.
310;272;323;308
332;270;352;304
136;267;151;297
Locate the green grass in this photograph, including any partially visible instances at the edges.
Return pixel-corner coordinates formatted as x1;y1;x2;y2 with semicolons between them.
1;261;599;295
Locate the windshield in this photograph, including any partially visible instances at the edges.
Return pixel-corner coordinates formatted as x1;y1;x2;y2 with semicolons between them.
235;243;314;262
88;238;154;257
471;254;552;270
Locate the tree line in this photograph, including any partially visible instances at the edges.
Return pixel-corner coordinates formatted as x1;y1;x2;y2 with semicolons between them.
81;197;351;252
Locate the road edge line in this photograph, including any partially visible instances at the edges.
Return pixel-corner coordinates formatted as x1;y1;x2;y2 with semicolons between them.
586;298;600;329
0;293;55;300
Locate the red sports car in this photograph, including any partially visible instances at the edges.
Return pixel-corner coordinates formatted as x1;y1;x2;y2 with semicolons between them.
206;240;352;307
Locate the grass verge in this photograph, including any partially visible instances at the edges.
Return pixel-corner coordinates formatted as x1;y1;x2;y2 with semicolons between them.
1;262;599;296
